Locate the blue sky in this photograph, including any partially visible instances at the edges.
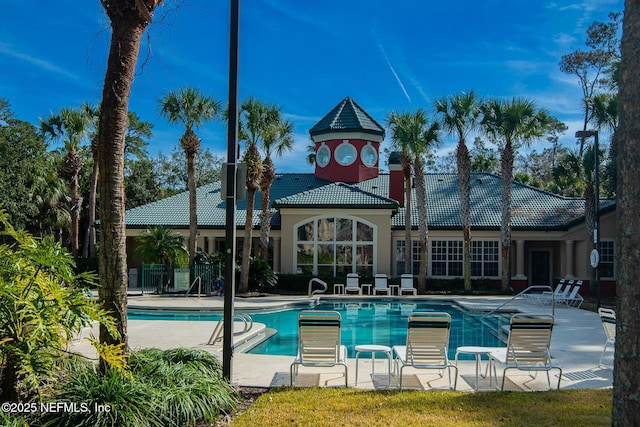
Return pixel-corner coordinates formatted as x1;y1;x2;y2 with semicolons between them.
1;0;622;173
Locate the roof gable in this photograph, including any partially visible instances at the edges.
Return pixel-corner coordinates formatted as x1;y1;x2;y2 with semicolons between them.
309;96;385;137
273;182;398;209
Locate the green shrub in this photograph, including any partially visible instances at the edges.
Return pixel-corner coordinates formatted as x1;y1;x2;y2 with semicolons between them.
43;348;238;427
247;257;277;293
0;209;121;402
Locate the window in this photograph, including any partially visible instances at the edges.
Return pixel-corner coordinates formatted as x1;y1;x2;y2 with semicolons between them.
471;240;499;277
395;240;421;275
431;240;463;277
295;216;375;276
360;142;378;167
599;241;615;278
316;142;330;167
335;141;357;166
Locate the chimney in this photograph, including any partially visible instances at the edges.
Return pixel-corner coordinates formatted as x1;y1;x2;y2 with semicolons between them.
388;151;404;206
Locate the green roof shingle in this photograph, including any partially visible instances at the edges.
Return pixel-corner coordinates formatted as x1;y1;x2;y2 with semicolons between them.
309;96;385;138
124;172;612;231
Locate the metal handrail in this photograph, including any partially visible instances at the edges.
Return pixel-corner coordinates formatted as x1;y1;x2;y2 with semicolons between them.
185;276;202;297
207;314;253;345
308;278;328;297
481;285;554;319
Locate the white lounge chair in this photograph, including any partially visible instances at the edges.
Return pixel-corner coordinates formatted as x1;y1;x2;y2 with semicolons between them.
373;274;390;295
555;282;584;308
488;314;562;390
290;310;348;387
344;273;361;295
400;274;417;295
598;307;616;368
393;312;458;390
525;279;571;304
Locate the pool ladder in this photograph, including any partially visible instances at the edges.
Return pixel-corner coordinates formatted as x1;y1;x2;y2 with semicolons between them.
207;313;254;345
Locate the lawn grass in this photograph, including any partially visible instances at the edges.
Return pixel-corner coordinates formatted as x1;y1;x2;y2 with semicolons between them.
231;388;612;426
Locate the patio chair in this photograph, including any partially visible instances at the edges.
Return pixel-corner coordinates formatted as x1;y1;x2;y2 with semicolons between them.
525;279;571;304
488;314;562;390
290;310;348;387
598;307;616;368
373;274;390;295
344;273;361;295
400;274;417;295
392;312;458;390
555;281;584;308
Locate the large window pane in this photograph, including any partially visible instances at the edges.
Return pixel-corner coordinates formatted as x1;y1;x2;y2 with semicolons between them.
296;244;314;264
357;222;374;241
295;217;376;277
317;244;335;264
336;219;352;241
336;244;352;265
317;218;334;241
297;221;314;241
356;244;373;266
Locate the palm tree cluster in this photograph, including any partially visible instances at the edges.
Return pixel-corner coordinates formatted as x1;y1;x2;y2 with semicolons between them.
237;98;294;293
387;93;553;291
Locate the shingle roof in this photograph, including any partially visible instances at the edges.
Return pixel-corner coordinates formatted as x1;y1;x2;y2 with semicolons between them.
309;96;385;138
124;172;612;231
273;182;399;209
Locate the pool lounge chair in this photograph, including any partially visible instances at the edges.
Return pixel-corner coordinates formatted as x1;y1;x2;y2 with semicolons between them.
393;312;458;390
373;274;390;295
525;279;571;304
290;310;348;387
598;307;616;368
488;314;562;390
344;273;361;295
555;282;584;308
400;274;417;295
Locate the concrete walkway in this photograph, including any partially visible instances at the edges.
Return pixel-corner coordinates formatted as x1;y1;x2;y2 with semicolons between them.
72;294;614;392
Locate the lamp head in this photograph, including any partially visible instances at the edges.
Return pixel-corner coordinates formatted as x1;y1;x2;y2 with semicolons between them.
575;130;597;138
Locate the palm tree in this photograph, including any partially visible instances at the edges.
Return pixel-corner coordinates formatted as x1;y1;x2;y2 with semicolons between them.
80;103;100;259
480;98;551;290
387;109;439;290
41;107;93;259
158;87;223;267
410;118;440;292
96;0;161;351
135;226;189;292
258;113;294;260
237;98;280;292
435;90;482;291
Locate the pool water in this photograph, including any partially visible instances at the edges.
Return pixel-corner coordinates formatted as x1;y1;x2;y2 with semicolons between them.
248;301;508;359
129;300;509;359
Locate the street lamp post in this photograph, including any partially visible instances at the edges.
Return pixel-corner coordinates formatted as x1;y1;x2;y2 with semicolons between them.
575;130;600;310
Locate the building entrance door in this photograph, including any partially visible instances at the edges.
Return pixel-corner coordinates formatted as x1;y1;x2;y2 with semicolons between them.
531;251;551;286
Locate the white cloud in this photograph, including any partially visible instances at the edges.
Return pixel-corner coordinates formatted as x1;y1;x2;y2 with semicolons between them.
0;43;77;80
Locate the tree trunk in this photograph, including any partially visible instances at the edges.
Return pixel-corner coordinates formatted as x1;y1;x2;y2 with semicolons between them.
612;1;640;423
258;156;274;261
83;138;98;258
69;173;82;259
457;139;472;290
413;156;428;292
500;141;514;290
181;128;199;267
97;1;156;351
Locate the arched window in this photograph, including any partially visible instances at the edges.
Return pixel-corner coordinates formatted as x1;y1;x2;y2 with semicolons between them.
295;216;375;276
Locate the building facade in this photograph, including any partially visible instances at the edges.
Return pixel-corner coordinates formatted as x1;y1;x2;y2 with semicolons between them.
124;97;616;292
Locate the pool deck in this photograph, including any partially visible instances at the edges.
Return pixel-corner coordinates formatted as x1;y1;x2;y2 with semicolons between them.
72;294;614;392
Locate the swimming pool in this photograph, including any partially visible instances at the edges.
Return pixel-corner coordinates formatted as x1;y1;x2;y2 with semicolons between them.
128;299;510;359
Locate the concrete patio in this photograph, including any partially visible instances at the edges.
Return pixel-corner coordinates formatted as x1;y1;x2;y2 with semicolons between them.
72;294;614;392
